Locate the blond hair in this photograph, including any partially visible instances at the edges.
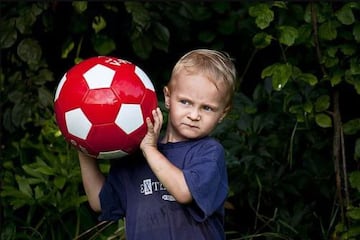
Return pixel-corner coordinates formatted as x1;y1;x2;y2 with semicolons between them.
169;49;237;108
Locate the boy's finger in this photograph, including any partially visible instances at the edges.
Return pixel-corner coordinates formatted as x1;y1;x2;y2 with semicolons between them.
155;108;163;125
146;117;154;130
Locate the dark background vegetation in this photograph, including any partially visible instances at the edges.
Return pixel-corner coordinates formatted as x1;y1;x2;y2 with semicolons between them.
1;1;360;239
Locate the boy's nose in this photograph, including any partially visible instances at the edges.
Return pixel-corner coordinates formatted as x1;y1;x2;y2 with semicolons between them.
188;109;200;121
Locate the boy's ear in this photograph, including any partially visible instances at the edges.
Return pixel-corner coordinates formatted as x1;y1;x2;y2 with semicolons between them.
219;106;231;123
163;86;170;109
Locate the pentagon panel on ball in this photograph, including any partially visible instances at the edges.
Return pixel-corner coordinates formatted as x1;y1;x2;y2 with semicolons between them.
54;56;158;160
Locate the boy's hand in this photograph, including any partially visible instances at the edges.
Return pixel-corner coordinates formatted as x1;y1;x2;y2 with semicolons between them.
140;107;163;151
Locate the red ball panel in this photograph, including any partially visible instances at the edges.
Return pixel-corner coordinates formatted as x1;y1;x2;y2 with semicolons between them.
111;65;146;104
82;89;120;124
56;73;89;113
86;123;139;154
140;89;158;119
54;102;69;136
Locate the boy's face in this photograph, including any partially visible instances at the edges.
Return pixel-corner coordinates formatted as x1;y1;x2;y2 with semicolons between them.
163;72;229;142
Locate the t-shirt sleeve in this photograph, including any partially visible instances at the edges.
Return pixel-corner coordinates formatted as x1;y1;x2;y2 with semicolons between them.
98;166;126;221
182;141;228;222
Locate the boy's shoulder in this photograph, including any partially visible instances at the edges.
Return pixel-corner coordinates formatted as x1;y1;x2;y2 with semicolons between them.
190;136;223;150
159;136;222;149
158;137;224;159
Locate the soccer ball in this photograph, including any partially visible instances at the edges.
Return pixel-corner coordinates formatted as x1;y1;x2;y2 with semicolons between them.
54;56;158;159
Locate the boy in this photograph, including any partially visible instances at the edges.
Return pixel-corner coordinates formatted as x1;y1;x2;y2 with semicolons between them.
78;49;237;239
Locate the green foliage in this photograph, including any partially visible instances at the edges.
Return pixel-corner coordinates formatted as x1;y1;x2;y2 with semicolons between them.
1;120;87;239
249;3;274;30
243;1;360;239
1;1;360;240
214;86;335;239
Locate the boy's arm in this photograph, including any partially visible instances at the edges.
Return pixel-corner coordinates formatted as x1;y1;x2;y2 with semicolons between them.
142;146;192;204
78;151;105;212
140;108;192;204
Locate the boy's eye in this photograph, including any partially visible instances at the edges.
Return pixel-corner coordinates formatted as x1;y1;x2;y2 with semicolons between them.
180;99;190;105
203;106;213;112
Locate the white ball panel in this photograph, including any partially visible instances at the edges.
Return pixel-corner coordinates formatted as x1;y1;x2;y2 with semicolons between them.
115;104;144;134
65;108;92;140
98;149;129;159
83;64;115;89
54;74;67;101
135;66;155;91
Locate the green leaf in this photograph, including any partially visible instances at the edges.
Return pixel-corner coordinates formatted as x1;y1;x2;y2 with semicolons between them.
304;3;327;24
350;58;360;75
249;3;274;29
16;4;40;34
72;1;87;14
0;222;16;240
8;90;23;103
23;165;43;178
92;15;106;34
0;186;33;210
253;32;273;49
347;207;360;220
355;138;360;160
74;57;83;64
152;22;170;52
339;44;356;56
54;176;67;190
11;101;25;127
335;4;355;25
319;21;338;40
17;38;42;65
125;2;151;29
61;39;75;59
297;73;318;86
343;118;360;135
347;225;360;238
315;113;332;128
314;95;330;112
0;19;17;49
153;22;169;43
323;55;339;68
330;71;343;86
295;24;312;44
278;26;298;46
2;109;14;132
104;3;119;13
349;171;360;191
38;87;53;108
353;78;360;94
7;71;23;84
303;101;313;114
327;46;338;58
261;64;275;78
16;175;33;198
261;63;292;91
92;34;116;55
37;165;54;176
132;34;152;59
34;186;44;200
353;23;360;42
38;68;54;83
272;1;287;9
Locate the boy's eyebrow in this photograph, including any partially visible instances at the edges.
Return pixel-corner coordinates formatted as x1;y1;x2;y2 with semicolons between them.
176;94;221;108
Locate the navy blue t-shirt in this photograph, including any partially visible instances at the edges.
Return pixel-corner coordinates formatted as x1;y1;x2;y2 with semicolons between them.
98;137;228;240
